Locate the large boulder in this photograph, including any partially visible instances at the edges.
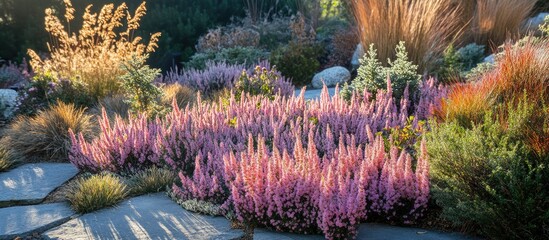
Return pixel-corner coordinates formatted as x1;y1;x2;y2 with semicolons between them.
0;89;18;120
312;66;351;89
483;54;495;64
524;12;548;32
351;43;364;70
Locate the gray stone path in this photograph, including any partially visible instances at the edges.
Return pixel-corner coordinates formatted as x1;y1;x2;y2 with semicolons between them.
0;163;78;206
355;223;474;240
0;202;74;240
254;229;323;240
295;87;337;100
254;224;475;240
43;194;244;240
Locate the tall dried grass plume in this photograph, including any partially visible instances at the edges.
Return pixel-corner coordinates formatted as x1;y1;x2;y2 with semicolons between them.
350;0;465;71
27;0;161;100
468;0;536;49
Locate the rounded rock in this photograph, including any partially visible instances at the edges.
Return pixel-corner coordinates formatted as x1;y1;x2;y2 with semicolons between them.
311;66;351;89
0;89;18;119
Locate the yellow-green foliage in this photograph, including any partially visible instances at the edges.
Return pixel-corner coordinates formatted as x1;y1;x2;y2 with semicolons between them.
94;95;131;120
3;102;94;161
127;167;177;195
0;135;25;171
0;146;19;172
542;15;549;36
161;83;197;109
27;0;160;100
67;173;128;213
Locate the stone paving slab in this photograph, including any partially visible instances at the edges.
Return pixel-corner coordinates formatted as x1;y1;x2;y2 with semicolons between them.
0;163;78;207
43;194;244;240
355;223;475;240
254;229;323;240
0;202;74;240
254;223;475;240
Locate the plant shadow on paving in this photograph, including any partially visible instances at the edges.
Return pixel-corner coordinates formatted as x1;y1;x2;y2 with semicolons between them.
44;195;243;239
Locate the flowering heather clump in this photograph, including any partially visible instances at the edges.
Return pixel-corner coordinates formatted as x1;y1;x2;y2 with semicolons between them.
171;152;229;206
163;62;243;97
0;60;31;89
227;134;322;234
69;77;445;239
162;61;293;98
228;131;429;239
413;78;449;121
70;76;443;179
69;109;162;172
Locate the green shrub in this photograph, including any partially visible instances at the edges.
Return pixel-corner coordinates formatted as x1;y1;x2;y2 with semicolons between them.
457;43;486;71
437;45;462;82
384;42;421;98
270;42;324;86
427;103;549;239
67;173;128;213
17;72;96;115
233;66;279;100
342;42;420;100
16;72;57;115
3;102;95;161
255;14;294;50
127;167;177;196
438;43;486;82
315;18;351;42
342;44;383;99
185;46;269;70
120;55;163;115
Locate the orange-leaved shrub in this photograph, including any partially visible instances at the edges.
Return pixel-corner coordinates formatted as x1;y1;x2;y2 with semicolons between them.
437;40;549;154
27;0;161;101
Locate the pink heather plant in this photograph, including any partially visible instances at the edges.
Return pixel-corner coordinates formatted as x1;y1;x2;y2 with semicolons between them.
69;109;162;172
161;60;293;97
228;133;321;233
171;152;228;205
227;130;429;239
413;77;448;123
0;60;31;89
162;61;243;96
69;77;444;239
